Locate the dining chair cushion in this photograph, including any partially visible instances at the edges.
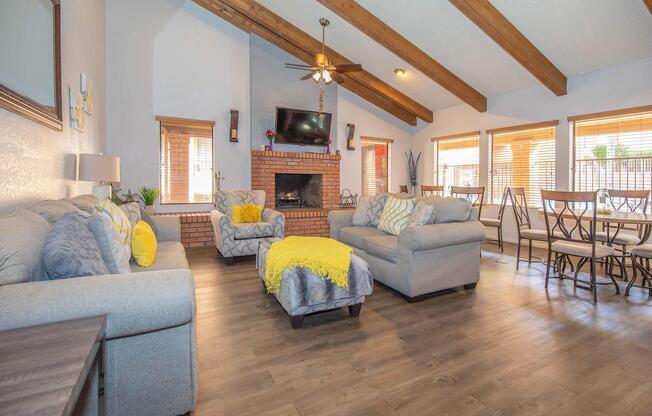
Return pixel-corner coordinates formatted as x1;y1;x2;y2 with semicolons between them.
551;241;614;258
630;244;652;259
520;228;548;241
595;231;641;246
480;218;500;227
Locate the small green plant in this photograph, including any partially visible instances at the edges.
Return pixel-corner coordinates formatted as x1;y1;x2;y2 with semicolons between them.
138;186;160;206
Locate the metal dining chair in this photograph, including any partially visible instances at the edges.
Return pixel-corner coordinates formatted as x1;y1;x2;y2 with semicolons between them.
541;190;620;303
627;245;652;296
421;185;444;197
597;189;649;281
451;186;485;220
509;187;548;269
399;185;409;193
479;188;508;252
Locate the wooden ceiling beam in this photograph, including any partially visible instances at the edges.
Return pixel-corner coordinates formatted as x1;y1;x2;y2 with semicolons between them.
217;0;433;123
644;0;652;15
193;0;417;125
317;0;487;112
449;0;567;96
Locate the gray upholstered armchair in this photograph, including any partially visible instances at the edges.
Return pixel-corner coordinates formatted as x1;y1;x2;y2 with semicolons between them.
210;190;285;264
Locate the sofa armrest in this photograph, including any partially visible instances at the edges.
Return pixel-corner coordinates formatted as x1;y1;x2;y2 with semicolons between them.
0;269;195;340
152;216;181;242
328;210;354;239
262;208;285;239
399;221;486;252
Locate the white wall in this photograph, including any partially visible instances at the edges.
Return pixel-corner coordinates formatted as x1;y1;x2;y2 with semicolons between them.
0;0;106;214
250;34;337;153
106;0;250;213
336;88;415;196
412;57;652;243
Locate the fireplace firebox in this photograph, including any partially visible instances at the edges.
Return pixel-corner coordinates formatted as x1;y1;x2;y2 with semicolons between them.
275;173;322;209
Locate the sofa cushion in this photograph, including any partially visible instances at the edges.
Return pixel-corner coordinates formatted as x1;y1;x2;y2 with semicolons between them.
352;193;388;227
408;201;435;227
120;202;142;227
378;195;415;236
233;222;274;240
363;235;399;263
27;199;80;223
88;214;131;274
416;196;471;223
131;241;188;272
94;200;133;258
0;209;52;285
139;205;159;237
65;194;99;214
43;212;109;279
339;226;387;249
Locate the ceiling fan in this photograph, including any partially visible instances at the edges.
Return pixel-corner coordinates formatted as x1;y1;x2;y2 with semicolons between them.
284;18;362;85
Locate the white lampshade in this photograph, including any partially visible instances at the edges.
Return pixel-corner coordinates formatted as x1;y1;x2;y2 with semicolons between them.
78;154;120;183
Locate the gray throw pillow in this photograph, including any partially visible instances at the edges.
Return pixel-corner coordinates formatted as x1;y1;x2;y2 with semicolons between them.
27;199;80;223
139;205;159;237
88;214;131;274
352;193;388;227
43;213;109;279
121;202;141;227
408;202;435;227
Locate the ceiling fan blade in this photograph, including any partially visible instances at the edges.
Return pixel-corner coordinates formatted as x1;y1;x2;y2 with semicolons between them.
333;63;362;72
285;63;314;69
300;72;315;81
332;71;346;83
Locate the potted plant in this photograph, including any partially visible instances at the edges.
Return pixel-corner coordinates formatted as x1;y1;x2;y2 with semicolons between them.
405;150;421;194
138;186;160;214
265;130;275;151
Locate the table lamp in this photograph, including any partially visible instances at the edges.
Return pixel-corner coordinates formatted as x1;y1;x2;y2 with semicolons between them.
78;153;120;200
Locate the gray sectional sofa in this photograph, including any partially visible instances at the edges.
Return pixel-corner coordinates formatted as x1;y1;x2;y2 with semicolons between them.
0;195;197;416
328;195;486;301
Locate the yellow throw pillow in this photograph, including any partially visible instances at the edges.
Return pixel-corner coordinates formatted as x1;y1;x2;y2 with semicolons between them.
131;220;157;267
231;204;262;224
241;203;262;223
232;205;244;224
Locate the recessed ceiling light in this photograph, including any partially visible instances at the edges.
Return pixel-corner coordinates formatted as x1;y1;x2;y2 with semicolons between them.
394;68;407;77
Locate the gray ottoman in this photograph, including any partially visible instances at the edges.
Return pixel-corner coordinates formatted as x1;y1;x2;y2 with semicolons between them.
257;238;373;328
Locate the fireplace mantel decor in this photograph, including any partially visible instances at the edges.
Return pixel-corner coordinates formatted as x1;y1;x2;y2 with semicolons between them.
251;150;340;237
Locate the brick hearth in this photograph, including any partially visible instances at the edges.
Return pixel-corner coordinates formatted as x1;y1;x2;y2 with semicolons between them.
251;150;340;237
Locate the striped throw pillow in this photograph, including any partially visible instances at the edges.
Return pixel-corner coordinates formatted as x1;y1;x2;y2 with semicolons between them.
377;195;415;236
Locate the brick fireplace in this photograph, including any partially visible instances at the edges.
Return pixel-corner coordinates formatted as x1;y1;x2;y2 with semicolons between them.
251;150;340;237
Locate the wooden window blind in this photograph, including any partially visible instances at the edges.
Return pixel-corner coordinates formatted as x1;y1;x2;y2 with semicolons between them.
158;117;214;204
488;122;556;207
361;137;391;197
433;132;480;190
570;108;652;194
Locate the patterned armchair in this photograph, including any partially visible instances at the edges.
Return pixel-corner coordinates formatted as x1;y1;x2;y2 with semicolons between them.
210;190;285;264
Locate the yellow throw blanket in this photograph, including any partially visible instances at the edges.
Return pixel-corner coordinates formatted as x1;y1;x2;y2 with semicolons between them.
265;236;352;295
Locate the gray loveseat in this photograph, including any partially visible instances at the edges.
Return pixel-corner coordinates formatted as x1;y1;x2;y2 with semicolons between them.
328;195;486;301
210;190;284;264
0;195;197;416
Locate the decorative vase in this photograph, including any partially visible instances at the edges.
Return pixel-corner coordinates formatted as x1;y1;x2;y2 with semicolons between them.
325;145;330;155
145;205;154;214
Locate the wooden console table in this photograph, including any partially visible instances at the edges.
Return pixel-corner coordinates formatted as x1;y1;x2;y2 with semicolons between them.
0;316;106;416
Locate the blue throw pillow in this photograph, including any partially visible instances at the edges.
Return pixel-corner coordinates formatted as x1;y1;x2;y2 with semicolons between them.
43;212;110;279
139;205;159;237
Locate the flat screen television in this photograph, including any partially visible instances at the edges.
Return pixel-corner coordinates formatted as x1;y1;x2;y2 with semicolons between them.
275;107;332;146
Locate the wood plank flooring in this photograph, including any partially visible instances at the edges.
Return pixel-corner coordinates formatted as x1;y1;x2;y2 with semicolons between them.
189;243;652;416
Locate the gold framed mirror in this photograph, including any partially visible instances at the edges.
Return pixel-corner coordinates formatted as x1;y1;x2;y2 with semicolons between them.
0;0;62;130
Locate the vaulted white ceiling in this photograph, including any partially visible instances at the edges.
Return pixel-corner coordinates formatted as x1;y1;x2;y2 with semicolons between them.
255;0;652;112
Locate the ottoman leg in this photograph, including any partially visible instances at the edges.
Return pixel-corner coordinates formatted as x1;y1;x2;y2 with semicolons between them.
289;315;304;329
348;303;362;317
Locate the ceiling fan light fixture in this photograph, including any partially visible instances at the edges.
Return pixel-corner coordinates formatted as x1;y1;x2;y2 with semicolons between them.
322;69;332;83
312;71;322;82
394;68;407;77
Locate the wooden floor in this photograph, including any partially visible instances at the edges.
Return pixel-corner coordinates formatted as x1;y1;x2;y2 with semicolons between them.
189;243;652;416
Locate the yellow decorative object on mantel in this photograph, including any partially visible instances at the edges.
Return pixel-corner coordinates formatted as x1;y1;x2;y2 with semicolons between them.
265;236;352;295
